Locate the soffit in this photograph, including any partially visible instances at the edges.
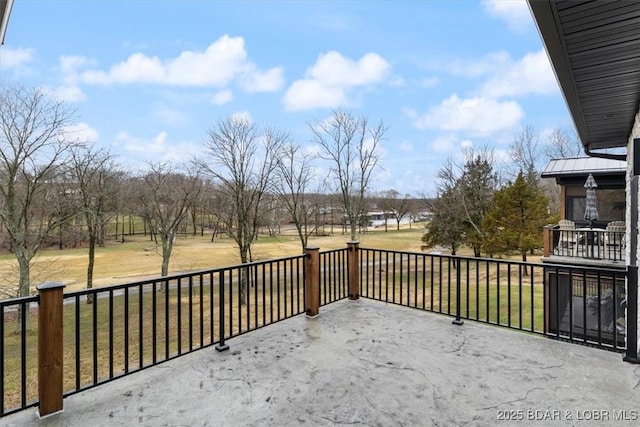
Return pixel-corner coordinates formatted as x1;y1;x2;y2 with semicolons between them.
529;0;640;150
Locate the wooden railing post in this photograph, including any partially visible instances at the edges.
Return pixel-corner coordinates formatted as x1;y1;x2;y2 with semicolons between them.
543;225;553;257
37;282;65;418
305;247;320;317
347;241;360;300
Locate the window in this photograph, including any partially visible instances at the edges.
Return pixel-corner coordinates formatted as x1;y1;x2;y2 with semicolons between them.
566;196;585;222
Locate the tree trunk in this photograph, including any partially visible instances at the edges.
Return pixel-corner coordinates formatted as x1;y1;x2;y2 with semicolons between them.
521;251;529;276
159;232;174;292
86;233;96;303
450;246;458;269
16;254;31;333
114;213;119;240
239;247;249;305
350;222;357;241
161;235;172;277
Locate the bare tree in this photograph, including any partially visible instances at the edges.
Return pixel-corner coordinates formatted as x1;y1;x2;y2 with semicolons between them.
310;110;387;241
0;86;76;330
377;189;412;231
510;125;542;185
70;146;120;298
274;139;316;251
543;126;583;159
197;116;286;304
138;162;202;277
186;179;206;236
538;127;582;218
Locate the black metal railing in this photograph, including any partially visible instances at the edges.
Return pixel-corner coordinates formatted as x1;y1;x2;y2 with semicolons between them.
319;248;349;306
0;254;307;417
545;264;627;350
550;228;625;262
0;245;633;418
360;248;627;352
0;296;39;416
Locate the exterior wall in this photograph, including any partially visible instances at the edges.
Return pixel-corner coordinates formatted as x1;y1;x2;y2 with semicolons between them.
559;185;566;220
627;110;640;356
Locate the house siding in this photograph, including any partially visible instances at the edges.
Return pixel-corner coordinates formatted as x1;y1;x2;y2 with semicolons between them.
627;110;640;356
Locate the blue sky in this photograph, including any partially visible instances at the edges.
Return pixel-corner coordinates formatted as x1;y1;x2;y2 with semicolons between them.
0;0;573;196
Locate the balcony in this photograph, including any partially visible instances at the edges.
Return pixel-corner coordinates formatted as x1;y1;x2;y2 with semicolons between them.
4;299;640;426
543;225;626;266
0;244;638;423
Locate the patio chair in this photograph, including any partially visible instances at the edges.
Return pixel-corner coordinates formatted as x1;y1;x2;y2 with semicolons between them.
557;219;579;256
605;221;625;259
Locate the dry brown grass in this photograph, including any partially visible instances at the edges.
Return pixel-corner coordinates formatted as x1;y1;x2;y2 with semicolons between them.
0;226;427;294
1;225;550;413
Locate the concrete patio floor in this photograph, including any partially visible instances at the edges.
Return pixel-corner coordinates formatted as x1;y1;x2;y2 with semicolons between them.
4;299;640;426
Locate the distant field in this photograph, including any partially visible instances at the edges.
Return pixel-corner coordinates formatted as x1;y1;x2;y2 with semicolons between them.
0;224;429;294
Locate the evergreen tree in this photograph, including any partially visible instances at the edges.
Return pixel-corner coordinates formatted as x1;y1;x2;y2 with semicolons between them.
457;153;498;256
482;173;551;264
421;187;465;256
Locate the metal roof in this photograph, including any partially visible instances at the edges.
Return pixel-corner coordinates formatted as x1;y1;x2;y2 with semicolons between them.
541;156;626;178
528;0;640;151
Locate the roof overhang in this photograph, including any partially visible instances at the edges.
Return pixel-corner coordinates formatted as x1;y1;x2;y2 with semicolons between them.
0;0;13;44
528;0;640;152
541;156;626;187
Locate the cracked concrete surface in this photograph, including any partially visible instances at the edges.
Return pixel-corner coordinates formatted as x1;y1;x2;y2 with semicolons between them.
4;299;639;426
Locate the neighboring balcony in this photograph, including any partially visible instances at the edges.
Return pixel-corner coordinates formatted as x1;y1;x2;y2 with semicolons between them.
543;224;626;266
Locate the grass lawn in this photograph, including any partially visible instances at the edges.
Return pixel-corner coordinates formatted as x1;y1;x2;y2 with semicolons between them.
0;225;428;294
1;223;551;413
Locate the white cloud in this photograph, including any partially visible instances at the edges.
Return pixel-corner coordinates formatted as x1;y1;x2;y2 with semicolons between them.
211;89;234;105
308;51;390;86
154;107;189;127
493;148;513;165
479;49;557;98
241;66;284;92
412;94;524;135
429;134;459;153
63;123;99;143
447;51;511;78
114;131;197;163
59;55;94;77
160;141;200;163
482;0;533;34
303;143;322;158
436;49;557;98
285;79;347;111
284;50;390;111
461;139;474;150
116;131;168;154
230;110;252;124
79;35;283;92
52;55;97;102
0;47;35;69
53;85;86;102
